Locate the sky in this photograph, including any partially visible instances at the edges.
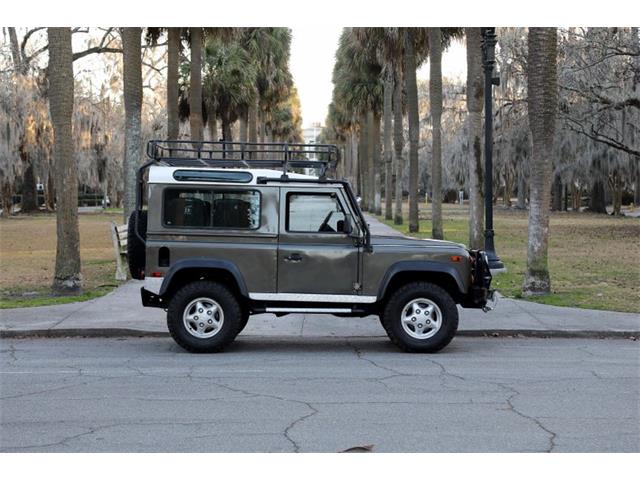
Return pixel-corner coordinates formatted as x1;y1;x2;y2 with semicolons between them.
289;27;468;129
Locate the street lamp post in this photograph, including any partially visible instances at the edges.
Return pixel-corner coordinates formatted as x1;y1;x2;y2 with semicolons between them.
482;27;505;272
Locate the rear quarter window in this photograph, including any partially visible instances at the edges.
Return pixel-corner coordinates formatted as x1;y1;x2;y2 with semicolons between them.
163;188;261;230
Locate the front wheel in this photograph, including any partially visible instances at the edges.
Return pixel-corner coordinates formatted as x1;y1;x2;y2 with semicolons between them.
167;281;242;353
381;282;458;353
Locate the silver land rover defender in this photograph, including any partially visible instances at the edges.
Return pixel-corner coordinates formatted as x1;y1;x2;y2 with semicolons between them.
129;140;492;353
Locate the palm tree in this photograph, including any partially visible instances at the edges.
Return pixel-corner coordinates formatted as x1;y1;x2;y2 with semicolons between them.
352;28;406;220
47;27;82;294
523;27;558;295
241;28;292;145
405;28;421;232
121;28;142;223
334;29;383;212
466;27;484;249
429;27;444;239
382;70;393;219
393;68;405;225
167;28;181;140
202;37;257;142
189;28;204;141
429;28;463;239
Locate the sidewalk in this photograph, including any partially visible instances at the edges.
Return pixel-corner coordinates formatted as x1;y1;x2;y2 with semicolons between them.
1;216;638;338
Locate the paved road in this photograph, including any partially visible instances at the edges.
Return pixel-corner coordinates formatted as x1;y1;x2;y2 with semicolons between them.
1;336;638;452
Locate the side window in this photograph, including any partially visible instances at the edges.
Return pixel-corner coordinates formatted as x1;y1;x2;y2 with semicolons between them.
287;192;347;233
163;189;260;229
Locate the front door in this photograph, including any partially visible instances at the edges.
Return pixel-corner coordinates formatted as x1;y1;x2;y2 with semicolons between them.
277;187;359;297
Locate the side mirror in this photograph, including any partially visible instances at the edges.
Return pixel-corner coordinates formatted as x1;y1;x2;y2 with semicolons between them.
342;214;357;236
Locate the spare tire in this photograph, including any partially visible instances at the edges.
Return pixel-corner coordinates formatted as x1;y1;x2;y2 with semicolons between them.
127;210;147;280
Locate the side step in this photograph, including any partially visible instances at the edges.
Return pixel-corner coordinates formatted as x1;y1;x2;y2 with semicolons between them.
265;307;353;314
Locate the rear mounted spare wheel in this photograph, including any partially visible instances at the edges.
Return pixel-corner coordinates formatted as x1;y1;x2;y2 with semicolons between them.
127;210;147;280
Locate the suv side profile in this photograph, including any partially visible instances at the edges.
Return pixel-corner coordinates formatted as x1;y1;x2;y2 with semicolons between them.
129;140;493;353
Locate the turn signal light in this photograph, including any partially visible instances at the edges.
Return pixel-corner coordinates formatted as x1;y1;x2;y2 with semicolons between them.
450;255;462;262
150;271;164;278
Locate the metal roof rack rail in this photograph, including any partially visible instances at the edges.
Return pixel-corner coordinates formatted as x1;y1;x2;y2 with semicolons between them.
146;139;339;179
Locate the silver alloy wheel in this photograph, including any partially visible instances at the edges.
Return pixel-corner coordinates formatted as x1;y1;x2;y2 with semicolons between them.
182;297;224;339
400;298;442;340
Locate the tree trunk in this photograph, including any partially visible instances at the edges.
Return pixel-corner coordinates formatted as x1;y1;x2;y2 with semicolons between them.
551;174;562;211
239;112;248;144
8;27;24;74
383;71;394;220
47;172;56;210
405;29;420;233
517;168;527;209
207;117;218;141
167;28;180;141
393;70;405;225
589;179;607;213
20;160;38;212
350;130;358;192
429;28;444;240
47;27;82;294
222;119;233;143
366;111;376;213
122;28;143;224
372;111;382;216
248;98;258;146
466;27;485;248
189;28;204;141
358;114;369;208
523;28;558;296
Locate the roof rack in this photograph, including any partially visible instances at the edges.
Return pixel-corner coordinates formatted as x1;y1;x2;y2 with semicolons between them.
146;139;339;179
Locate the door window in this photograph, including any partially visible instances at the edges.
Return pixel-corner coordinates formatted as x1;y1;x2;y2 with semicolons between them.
286;192;347;233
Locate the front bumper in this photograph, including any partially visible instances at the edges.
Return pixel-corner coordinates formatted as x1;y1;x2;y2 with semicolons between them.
461;250;494;308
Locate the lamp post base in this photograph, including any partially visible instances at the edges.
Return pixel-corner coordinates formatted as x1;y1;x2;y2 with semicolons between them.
484;228;506;273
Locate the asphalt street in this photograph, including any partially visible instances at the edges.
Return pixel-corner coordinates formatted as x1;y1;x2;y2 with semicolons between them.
1;336;638;452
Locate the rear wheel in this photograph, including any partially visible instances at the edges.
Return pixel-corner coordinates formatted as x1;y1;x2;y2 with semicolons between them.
167;281;242;353
381;282;458;353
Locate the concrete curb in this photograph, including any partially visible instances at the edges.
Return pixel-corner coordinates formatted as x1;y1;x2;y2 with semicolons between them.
1;329;638;339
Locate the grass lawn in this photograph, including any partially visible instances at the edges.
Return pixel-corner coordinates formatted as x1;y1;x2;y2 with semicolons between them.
0;211;125;308
376;202;640;313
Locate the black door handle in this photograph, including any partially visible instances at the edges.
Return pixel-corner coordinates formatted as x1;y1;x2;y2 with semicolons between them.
284;253;303;263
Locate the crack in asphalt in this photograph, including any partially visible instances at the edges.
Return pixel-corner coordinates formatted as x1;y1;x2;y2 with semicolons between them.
496;382;558;453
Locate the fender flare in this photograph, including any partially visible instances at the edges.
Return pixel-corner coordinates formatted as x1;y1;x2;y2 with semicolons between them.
159;258;249;297
377;260;467;299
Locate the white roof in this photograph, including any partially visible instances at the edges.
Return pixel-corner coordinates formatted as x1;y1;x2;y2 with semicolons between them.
148;166;318;186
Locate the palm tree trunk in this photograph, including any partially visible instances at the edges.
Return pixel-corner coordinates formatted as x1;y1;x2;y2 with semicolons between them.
383;71;393;220
523;27;558;296
366;111;376;212
47;27;82;294
189;28;204;141
466;27;485;249
405;29;420;233
372;111;382;216
207;117;218;141
121;28;143;224
248;98;258;145
239;113;248;144
429;28;444;239
167;28;180;141
393;69;405;225
358;114;369;207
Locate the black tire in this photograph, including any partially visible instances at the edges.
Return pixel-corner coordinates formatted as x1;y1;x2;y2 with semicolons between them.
167;281;242;353
381;282;458;353
237;310;250;335
127;210;147;280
